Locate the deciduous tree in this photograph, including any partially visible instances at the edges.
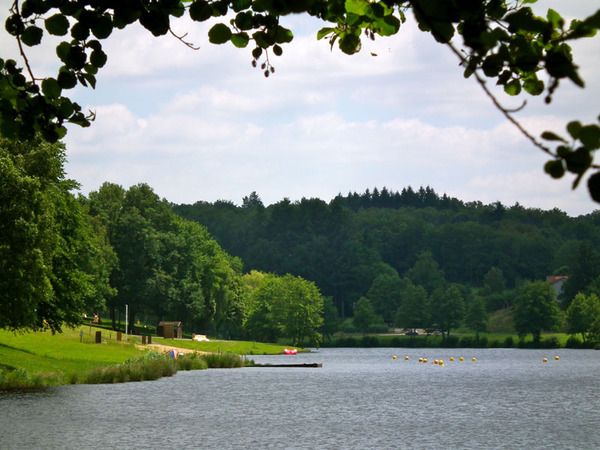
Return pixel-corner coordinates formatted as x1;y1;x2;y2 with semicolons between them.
1;137;115;332
513;280;562;342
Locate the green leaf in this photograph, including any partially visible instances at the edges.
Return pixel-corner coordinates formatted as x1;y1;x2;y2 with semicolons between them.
45;14;70;36
21;26;43;46
5;15;25;36
541;131;566;142
345;0;370;16
56;42;71;63
544;160;564;179
275;26;293;44
71;22;90;41
545;50;583;87
57;70;77;89
189;0;212;21
567;121;582;139
505;8;547;34
41;78;61;100
579;125;600;150
339;33;361;55
57;98;75;118
588;172;600;203
230;32;249;48
565;147;592;174
208;23;232;44
77;72;96;89
251;47;262;59
140;10;170;37
90;50;107;68
504;80;521;96
232;0;252;12
317;27;335;40
523;77;544;95
482;54;504;77
546;9;564;29
92;15;113;39
376;15;401;37
234;11;254;30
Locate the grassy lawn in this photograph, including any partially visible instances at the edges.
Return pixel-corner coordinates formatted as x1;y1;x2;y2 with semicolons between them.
0;326;297;389
0;327;142;376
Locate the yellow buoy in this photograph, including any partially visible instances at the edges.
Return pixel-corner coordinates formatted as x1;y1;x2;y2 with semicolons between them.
439;360;444;365
459;357;464;361
405;356;409;361
423;359;428;364
393;356;397;360
555;356;560;360
543;358;548;363
434;360;439;365
472;357;477;362
419;358;423;362
449;357;454;362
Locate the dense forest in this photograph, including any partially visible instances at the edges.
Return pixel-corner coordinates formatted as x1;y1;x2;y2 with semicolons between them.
4;136;600;345
173;188;600;319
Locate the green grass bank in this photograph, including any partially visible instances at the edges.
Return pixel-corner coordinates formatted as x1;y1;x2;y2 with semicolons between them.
0;327;296;391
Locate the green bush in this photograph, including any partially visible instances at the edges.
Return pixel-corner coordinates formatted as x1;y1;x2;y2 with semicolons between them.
332;337;357;347
459;336;475;348
201;352;243;368
367;323;389;334
361;336;379;347
176;353;209;371
340;319;357;333
542;336;561;349
503;336;514;348
442;335;459;348
82;352;177;384
0;368;49;391
565;336;584;348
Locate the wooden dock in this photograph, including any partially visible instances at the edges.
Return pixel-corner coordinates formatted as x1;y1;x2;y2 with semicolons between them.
249;363;322;368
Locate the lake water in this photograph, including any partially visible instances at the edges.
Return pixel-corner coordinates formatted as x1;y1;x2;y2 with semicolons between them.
1;347;600;449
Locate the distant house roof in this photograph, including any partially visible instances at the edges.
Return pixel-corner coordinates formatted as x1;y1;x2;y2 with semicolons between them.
547;276;568;284
547;276;568;297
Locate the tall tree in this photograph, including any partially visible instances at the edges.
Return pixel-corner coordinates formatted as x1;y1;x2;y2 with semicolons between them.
429;284;466;337
394;281;429;332
465;296;489;341
1;137;114;332
566;293;600;343
353;296;377;335
513;280;562;342
406;251;446;294
321;297;340;342
366;272;406;325
561;241;600;307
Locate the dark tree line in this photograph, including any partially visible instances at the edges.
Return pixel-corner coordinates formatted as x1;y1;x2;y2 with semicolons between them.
173;188;600;320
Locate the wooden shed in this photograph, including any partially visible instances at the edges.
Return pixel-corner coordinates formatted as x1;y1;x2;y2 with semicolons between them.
157;321;183;339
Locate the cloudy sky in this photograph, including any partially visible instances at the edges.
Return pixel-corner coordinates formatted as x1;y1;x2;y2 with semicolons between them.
2;1;599;215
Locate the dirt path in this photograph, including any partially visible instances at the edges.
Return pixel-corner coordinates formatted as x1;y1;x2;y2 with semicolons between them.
137;343;207;355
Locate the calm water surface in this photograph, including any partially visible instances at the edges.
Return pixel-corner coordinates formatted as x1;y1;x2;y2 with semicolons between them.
1;348;600;449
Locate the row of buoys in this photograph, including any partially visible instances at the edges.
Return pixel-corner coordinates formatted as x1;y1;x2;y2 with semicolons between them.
393;355;560;363
392;356;478;364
